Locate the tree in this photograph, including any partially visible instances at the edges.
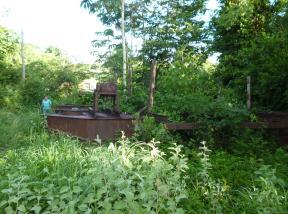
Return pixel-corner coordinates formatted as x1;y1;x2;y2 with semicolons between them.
45;46;62;57
0;26;20;85
121;0;127;93
212;0;288;110
81;0;208;74
81;0;128;93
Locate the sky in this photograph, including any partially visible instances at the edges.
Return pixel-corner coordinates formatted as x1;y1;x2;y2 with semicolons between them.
0;0;219;64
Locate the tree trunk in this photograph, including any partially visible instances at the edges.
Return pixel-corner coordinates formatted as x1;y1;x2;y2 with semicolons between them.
121;0;127;94
128;64;132;96
247;76;251;110
147;60;157;112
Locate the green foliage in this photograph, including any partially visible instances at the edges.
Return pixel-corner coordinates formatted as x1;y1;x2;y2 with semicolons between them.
133;116;176;145
195;141;227;212
0;26;93;108
153;53;248;147
119;83;148;113
0;85;21;109
0;26;21;108
0;26;18;62
155;53;245;121
20;78;47;106
236;165;287;213
0;110;287;213
0;109;43;151
185;141;288;213
1;1;288;212
0;134;188;213
212;0;288;110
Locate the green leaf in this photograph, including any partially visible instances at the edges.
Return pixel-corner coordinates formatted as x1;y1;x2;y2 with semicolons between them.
83;193;95;204
114;201;126;210
8;196;20;203
27;195;37;201
31;205;42;213
128;201;145;214
17;204;26;213
5;206;14;214
59;186;70;194
176;208;185;214
0;200;7;208
72;186;82;193
60;192;72;200
103;201;112;211
111;210;124;214
78;203;88;211
18;188;32;195
1;188;13;194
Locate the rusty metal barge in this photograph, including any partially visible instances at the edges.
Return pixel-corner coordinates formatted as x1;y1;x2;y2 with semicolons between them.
47;83;134;141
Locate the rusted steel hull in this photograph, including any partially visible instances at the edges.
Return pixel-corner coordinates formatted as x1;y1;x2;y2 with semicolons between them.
164;122;198;130
164;112;288;130
47;114;134;141
241;112;288;129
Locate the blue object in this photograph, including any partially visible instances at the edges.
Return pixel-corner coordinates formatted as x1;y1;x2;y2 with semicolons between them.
42;98;52;113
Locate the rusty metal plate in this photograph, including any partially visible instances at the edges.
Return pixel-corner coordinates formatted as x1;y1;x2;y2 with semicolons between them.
47;114;134;141
97;83;117;95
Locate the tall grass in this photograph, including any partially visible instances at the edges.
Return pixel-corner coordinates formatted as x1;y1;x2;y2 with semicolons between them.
0;108;43;152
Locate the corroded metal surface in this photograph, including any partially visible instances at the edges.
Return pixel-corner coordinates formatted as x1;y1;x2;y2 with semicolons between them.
47;112;134;141
241;112;288;129
47;82;131;141
97;83;118;95
94;83;119;113
48;91;288;144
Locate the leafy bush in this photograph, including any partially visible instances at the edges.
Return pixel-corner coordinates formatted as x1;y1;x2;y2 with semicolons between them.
153;55;249;148
0;85;22;109
186;142;228;213
185;142;288;213
236;165;288;213
0;109;287;213
0;109;43;151
0;135;188;213
119;83;148;113
20;78;47;106
134;117;173;142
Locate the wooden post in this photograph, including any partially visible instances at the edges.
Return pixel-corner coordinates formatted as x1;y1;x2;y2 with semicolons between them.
247;76;251;110
147;60;157;112
93;85;99;116
113;68;118;83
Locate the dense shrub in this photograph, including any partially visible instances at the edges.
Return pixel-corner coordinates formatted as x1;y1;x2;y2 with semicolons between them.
0;135;188;213
0;109;43;150
0;109;287;214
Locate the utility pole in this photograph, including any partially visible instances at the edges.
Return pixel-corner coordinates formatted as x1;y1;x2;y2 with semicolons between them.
21;30;26;81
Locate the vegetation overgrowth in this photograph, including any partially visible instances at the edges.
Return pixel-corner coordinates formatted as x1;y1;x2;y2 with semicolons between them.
1;0;288;212
0;110;287;213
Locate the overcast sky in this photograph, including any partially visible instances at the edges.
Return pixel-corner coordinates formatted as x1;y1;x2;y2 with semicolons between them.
0;0;218;64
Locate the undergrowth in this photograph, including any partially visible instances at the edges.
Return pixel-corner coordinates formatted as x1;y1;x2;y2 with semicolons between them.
0;133;188;213
0;110;287;213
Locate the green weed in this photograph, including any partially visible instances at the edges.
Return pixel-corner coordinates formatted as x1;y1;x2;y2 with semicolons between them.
0;134;188;213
